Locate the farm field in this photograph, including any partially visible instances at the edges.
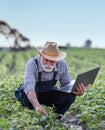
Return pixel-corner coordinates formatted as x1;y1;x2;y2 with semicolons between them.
0;47;105;130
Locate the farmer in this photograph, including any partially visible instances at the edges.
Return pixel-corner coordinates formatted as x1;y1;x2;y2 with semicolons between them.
15;41;90;118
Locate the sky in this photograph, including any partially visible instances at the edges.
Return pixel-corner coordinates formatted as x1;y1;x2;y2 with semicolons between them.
0;0;105;48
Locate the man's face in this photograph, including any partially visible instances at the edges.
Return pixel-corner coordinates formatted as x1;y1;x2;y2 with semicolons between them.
41;56;57;66
40;55;57;72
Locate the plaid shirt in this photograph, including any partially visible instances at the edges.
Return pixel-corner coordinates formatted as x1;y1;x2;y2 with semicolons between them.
23;56;71;94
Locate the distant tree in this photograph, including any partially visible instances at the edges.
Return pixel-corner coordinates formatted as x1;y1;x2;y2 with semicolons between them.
66;42;71;48
0;20;30;49
84;39;92;48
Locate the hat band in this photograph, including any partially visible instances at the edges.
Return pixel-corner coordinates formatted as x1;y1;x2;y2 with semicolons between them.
42;51;59;57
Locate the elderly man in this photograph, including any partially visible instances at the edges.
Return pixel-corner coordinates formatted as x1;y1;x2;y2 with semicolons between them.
15;41;90;118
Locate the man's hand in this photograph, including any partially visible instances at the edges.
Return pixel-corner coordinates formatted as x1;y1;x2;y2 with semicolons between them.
73;83;91;96
35;103;48;115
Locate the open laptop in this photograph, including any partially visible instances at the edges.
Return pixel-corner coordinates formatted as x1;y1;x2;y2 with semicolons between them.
52;66;101;93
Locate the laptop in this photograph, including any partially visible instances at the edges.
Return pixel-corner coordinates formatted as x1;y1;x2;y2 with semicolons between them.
53;66;101;93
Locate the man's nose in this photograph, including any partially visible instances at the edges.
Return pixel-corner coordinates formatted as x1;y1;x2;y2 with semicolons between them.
46;61;52;66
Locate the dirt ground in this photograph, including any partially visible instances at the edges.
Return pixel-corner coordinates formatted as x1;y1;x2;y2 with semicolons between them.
61;116;83;130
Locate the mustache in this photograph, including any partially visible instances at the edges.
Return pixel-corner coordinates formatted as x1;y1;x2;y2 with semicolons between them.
44;65;54;69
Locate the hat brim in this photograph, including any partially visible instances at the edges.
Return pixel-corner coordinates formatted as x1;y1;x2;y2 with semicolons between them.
36;48;66;61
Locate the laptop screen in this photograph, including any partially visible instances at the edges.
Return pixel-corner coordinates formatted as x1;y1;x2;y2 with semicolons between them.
71;66;100;92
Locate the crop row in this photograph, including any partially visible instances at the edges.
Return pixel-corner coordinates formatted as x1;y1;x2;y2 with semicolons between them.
0;48;105;129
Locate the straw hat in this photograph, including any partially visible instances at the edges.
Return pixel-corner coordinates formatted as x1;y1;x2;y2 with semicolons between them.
36;41;66;61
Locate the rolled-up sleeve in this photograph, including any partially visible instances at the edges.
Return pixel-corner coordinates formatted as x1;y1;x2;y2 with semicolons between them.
23;59;37;94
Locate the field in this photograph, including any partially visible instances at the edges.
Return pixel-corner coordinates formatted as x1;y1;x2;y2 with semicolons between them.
0;47;105;130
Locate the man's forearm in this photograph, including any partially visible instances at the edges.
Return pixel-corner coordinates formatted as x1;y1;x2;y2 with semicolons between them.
27;90;39;108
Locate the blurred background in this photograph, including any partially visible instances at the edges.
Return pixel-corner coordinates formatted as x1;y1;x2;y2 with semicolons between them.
0;0;105;51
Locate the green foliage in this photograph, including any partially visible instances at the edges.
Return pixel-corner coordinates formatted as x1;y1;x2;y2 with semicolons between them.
0;48;105;129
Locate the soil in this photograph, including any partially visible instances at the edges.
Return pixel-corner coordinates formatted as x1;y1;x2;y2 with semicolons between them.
61;116;84;130
61;116;105;130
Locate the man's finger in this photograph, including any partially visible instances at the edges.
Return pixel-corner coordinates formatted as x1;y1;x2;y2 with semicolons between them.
37;107;48;115
39;110;48;115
